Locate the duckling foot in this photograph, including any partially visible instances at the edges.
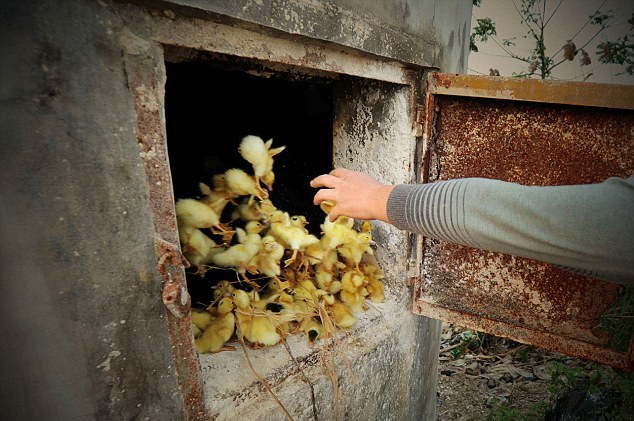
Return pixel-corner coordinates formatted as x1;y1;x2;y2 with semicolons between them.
239;273;261;290
212;345;237;353
210;225;236;244
272;276;290;290
284;249;299;267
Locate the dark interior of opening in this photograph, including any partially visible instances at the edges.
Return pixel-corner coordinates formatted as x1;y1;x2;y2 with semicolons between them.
165;55;334;306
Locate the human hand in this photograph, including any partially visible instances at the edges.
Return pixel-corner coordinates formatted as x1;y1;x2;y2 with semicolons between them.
310;168;393;222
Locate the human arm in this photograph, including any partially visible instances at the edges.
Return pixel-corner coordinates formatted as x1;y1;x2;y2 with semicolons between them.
311;168;634;283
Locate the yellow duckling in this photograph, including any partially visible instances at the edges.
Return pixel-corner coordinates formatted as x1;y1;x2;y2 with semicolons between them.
199;176;230;217
213;280;236;300
360;261;386;303
210;222;264;276
238;135;286;192
339;268;368;313
292;279;327;302
232;289;281;348
337;231;373;268
269;211;320;267
299;316;325;348
191;307;214;338
250;234;285;280
179;226;221;273
176;197;233;242
176;198;219;229
320;214;356;251
224;167;264;203
304;241;325;266
195;297;236;353
230;196;264;222
359;220;373;233
327;302;357;329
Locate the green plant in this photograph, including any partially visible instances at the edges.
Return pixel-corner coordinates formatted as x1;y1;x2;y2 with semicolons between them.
595;284;634;352
547;361;588;398
471;0;634;79
485;398;545;421
449;330;487;358
546;361;634;421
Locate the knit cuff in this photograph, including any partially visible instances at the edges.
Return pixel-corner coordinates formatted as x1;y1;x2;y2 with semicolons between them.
386;184;419;229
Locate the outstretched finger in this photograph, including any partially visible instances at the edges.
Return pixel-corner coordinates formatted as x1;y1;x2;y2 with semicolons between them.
310;174;339;189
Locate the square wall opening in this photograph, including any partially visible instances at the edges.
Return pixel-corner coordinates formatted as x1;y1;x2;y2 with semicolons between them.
158;45;416;420
165;52;334;306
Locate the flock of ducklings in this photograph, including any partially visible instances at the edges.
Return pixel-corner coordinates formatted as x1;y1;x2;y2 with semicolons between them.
176;135;386;354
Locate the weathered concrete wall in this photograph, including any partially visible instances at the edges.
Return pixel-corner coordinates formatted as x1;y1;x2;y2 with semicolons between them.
0;1;185;420
0;1;471;420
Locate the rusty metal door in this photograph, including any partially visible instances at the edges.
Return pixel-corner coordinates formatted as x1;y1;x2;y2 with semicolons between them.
413;72;634;370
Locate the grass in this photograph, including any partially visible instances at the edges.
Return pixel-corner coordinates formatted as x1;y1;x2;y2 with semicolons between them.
595;284;634;352
483;346;634;421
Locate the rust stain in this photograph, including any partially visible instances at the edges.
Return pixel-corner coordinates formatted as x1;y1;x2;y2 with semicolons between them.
428;72;634;110
433;72;452;89
125;50;211;419
415;74;634;370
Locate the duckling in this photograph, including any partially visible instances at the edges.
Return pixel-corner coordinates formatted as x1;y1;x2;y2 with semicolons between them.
258;198;278;221
359;220;373;233
360;261;386;303
250;234;285;284
339;288;367;314
238;135;286;192
195;297;237;353
230;196;264;222
314;265;335;291
232;289;281;348
224;168;263;203
176;197;233;243
210;222;264;277
316;247;344;275
269;212;320;267
259;279;292;304
191;307;214;338
289;215;309;233
341;268;366;294
299;316;325;348
292;279;327;302
199;176;230;217
327;302;357;329
213;280;236;300
319;199;336;215
176;198;220;229
339;268;368;313
304;241;325;266
320;214;357;252
179;226;221;273
328;280;343;295
337;231;373;268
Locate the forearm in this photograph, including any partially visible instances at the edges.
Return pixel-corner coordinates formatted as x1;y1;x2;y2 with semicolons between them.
387;176;634;283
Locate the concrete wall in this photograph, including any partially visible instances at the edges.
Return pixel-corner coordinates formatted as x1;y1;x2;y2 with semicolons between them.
0;1;471;420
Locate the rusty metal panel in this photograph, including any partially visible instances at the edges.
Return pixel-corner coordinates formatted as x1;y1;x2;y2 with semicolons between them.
414;72;634;370
122;38;210;420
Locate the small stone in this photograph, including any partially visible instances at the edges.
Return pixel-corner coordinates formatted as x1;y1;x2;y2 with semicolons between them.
487;378;499;389
500;373;514;383
465;363;480;376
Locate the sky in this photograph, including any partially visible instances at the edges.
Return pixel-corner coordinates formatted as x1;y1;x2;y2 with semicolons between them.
468;0;634;85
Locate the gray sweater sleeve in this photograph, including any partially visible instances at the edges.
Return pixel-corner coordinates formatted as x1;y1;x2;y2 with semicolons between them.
386;176;634;284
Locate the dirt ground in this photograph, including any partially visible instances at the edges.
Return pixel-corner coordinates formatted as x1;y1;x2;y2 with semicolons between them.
435;323;577;421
